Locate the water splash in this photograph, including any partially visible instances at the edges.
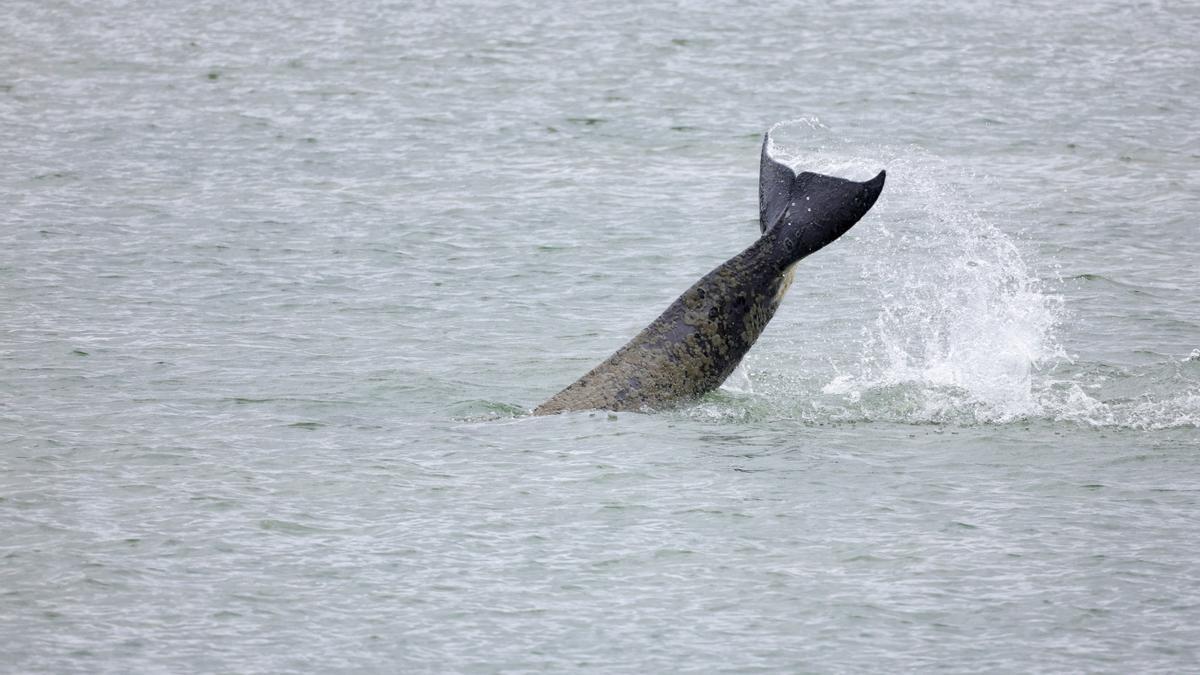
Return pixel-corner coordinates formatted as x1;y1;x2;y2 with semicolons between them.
744;118;1199;430
540;120;1197;431
766;119;1065;423
1037;359;1200;431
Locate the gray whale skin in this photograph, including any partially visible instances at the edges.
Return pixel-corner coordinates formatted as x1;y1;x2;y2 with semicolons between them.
534;133;885;415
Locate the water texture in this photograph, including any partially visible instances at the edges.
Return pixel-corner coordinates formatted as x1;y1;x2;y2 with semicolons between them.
2;0;1198;672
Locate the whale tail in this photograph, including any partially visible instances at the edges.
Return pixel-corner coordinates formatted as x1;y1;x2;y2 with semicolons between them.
758;133;885;261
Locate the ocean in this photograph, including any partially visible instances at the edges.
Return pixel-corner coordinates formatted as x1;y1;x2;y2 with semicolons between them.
2;0;1198;671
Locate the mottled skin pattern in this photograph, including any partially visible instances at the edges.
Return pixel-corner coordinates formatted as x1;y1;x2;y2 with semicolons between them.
535;235;795;414
534;135;885;414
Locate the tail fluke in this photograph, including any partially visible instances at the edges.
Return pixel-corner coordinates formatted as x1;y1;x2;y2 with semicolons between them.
758;133;885;260
759;134;798;234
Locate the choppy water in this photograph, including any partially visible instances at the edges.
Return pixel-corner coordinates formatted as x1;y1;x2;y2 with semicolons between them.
3;0;1199;672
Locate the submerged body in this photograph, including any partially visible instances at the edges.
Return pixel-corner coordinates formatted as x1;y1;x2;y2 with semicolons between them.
534;135;885;414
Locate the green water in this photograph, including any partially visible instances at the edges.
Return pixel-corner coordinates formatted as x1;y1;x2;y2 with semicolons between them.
2;0;1198;671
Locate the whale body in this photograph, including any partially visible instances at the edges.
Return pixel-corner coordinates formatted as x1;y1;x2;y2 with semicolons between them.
533;134;885;415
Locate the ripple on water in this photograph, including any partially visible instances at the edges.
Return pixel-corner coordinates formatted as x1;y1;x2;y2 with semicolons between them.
3;0;1200;673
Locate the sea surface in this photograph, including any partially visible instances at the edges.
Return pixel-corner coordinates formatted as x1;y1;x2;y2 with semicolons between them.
2;0;1199;672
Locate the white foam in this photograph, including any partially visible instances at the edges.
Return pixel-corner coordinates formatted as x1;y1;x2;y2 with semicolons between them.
694;121;1200;431
772;120;1068;424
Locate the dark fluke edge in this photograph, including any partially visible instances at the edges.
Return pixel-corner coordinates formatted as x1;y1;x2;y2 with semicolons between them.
533;133;885;415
